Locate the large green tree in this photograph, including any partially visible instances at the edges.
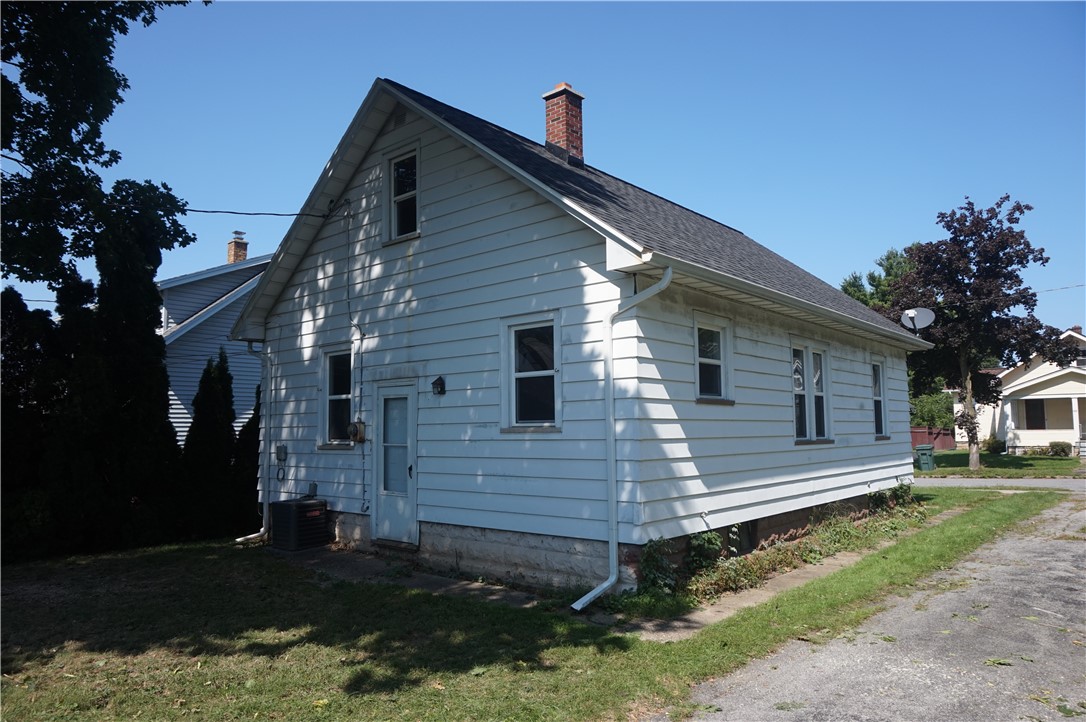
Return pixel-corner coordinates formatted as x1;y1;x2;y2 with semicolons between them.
2;2;196;557
840;247;914;313
888;195;1077;470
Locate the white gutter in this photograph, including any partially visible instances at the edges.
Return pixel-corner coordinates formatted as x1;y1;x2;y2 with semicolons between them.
572;266;673;611
235;340;272;543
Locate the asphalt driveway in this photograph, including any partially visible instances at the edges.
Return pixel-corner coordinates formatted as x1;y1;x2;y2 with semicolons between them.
653;492;1085;722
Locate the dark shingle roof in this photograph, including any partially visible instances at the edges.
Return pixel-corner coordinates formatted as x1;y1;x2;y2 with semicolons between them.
383;79;915;343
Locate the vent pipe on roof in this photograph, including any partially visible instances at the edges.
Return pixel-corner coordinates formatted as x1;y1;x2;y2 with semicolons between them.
228;230;248;264
542;82;585;168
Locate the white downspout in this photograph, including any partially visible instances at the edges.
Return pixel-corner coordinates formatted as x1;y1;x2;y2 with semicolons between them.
572;266;673;611
236;340;272;543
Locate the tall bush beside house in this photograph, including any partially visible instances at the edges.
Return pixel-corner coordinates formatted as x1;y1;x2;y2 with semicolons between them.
181;348;236;538
232;384;263;534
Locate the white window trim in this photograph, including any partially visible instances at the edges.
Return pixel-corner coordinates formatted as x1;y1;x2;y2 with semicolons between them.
500;312;561;432
318;343;355;449
872;357;889;439
693;311;734;404
791;339;833;444
385;144;421;245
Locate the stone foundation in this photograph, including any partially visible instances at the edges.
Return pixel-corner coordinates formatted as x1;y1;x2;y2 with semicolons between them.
417;521;638;592
328;494;871;593
328;511;637;592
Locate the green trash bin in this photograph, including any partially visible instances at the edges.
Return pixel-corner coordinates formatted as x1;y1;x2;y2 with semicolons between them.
915;444;936;471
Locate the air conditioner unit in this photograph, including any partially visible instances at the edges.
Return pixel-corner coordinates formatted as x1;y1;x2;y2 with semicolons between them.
270;499;330;551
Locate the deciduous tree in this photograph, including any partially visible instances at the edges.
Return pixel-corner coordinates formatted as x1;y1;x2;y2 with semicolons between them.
888;195;1077;470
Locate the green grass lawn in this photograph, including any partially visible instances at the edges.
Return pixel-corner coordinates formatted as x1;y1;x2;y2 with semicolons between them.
915;449;1082;478
0;488;1066;721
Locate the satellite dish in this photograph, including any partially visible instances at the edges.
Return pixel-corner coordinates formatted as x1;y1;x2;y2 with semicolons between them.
901;307;935;333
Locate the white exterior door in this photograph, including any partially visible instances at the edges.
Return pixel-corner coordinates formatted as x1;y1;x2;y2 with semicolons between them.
374;384;417;544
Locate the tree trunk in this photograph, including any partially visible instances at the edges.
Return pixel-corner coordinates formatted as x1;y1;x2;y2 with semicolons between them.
959;350;982;471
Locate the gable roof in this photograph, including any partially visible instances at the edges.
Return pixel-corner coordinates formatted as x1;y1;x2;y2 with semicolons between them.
233;79;929;351
158;253;272;291
164;273;265;345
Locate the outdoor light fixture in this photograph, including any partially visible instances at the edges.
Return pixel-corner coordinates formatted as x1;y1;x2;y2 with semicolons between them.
431;376;446;395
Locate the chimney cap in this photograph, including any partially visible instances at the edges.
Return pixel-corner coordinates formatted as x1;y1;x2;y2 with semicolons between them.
542;82;584;100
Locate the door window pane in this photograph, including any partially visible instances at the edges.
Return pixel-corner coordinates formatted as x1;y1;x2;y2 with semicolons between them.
382;397;408;494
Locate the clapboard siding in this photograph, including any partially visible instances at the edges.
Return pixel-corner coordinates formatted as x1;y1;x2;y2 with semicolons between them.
622;284;915;543
260;108;628;537
159;258;269;444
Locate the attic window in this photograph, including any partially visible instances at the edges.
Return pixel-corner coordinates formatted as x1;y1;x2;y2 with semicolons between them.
390;152;418;240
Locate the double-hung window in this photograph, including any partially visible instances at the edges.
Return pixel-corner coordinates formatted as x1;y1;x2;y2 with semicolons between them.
872;362;887;438
503;315;560;429
322;348;353;446
694;314;733;403
792;344;831;442
389;151;418;241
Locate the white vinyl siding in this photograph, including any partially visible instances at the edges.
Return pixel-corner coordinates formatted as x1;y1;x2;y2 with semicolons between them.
260;108;626;539
622;288;915;544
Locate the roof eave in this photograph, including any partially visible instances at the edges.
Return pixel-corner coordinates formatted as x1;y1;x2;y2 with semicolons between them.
232;79;399;342
640;251;933;352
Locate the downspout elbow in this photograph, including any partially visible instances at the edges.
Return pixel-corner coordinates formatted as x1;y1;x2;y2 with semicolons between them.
571;267;673;611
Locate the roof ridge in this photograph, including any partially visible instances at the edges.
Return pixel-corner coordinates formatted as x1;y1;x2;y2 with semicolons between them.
380;78;749;241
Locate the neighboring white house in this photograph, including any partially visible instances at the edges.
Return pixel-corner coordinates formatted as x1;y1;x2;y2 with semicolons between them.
160;234;271;443
232;78;931;601
956;327;1086;455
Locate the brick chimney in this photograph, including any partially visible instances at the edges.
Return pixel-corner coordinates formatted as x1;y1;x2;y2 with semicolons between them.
227;230;248;264
1072;325;1083;335
542;82;584;167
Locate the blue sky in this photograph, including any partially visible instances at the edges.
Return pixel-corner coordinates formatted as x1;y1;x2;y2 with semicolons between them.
15;1;1086;332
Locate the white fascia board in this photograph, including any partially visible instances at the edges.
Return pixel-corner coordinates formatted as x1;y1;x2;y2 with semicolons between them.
644;251;933;352
379;82;645;258
232;80;396;342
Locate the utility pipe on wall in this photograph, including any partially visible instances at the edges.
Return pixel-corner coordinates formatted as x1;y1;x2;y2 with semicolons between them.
572;266;673;611
235;340;272;543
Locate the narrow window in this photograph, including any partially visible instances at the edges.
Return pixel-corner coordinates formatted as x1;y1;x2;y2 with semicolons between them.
391;153;417;239
812;351;826;439
513;324;556;424
325;352;352;443
697;326;723;398
1023;399;1046;430
872;363;886;437
792;348;808;439
792;345;831;441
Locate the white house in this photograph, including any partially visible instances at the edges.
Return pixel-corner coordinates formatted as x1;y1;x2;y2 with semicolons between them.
160;234;271;442
232;79;931;605
956;327;1086;455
